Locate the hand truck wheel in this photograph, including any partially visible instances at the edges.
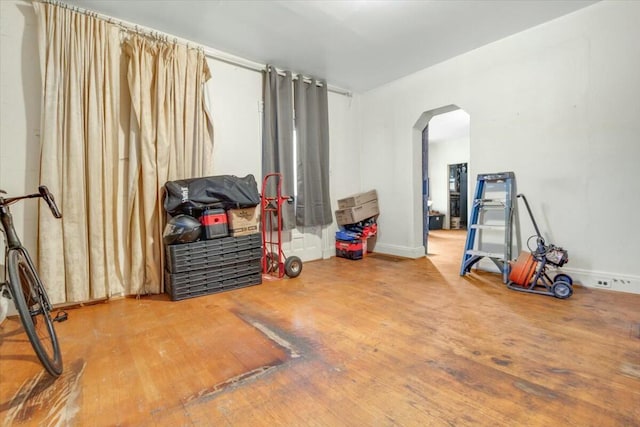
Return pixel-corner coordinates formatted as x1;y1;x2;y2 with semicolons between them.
284;256;302;278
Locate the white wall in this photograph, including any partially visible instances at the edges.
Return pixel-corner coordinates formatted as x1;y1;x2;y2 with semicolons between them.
206;61;263;178
326;93;362;255
359;1;640;293
0;0;41;258
0;0;358;268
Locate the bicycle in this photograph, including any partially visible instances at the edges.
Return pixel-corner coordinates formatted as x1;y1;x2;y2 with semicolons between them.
0;185;67;377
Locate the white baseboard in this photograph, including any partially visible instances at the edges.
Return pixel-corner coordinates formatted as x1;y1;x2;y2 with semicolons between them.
558;267;640;294
329;240;640;296
370;243;425;259
472;263;640;295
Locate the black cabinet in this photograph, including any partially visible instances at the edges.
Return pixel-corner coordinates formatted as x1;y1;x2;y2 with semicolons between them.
428;214;444;230
448;163;468;229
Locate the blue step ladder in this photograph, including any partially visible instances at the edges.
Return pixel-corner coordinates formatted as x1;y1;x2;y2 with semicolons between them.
460;172;516;283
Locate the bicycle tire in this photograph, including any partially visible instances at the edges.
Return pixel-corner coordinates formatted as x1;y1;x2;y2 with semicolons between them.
8;248;63;377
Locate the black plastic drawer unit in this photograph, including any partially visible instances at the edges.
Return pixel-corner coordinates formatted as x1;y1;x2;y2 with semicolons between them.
164;233;262;300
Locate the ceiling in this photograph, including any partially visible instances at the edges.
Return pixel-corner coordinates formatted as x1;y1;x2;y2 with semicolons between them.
428;109;470;144
63;0;597;93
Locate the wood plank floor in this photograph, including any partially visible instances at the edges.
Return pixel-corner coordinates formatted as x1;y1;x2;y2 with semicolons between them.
1;230;639;426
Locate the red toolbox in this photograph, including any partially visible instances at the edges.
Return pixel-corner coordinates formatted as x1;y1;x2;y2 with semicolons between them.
335;239;366;260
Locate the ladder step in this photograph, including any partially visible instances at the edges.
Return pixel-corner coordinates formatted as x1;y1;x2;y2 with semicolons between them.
476;198;506;203
465;250;505;260
474;199;506;207
477;172;515;182
470;224;505;230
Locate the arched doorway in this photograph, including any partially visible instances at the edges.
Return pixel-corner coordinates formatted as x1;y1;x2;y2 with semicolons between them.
413;105;470;255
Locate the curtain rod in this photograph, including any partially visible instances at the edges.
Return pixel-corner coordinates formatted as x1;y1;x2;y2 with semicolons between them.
204;50;353;97
39;0;353;97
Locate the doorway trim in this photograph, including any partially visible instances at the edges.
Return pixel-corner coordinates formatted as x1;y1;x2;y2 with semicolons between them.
412;104;464;256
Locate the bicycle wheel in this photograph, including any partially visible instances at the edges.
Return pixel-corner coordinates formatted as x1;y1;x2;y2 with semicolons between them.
8;248;63;376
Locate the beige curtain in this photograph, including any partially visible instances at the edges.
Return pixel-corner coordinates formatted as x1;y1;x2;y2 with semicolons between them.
124;36;214;295
34;2;214;303
34;2;122;304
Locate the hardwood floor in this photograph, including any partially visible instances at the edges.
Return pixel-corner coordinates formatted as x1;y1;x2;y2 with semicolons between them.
1;230;639;426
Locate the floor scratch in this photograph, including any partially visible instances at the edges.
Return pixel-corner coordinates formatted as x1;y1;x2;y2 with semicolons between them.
183;364;278;406
3;371;45;427
247;320;301;358
619;363;640;379
513;380;558;399
181;311;305;407
3;359;86;427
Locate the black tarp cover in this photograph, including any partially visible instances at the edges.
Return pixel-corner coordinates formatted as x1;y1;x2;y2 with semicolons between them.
164;174;261;216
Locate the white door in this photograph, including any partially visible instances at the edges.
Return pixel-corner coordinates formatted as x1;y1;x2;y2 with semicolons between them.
283;226;323;262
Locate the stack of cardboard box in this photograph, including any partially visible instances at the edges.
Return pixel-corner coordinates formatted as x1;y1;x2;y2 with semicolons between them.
335;190;379;259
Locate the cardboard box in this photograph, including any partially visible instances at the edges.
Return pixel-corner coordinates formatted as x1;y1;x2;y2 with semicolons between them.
335;199;379;226
227;206;260;236
337;189;378;209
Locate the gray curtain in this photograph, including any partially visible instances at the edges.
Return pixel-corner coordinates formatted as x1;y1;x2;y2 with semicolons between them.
294;77;332;226
262;65;295;230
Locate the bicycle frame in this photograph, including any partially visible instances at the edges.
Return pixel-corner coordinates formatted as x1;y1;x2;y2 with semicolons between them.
0;194;32;248
0;186;66;376
0;189;57;311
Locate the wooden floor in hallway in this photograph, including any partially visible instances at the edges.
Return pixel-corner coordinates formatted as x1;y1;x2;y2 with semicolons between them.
1;229;639;426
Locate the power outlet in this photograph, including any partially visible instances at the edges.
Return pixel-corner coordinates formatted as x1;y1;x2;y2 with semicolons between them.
558;269;640;293
594;279;612;288
612;278;635;287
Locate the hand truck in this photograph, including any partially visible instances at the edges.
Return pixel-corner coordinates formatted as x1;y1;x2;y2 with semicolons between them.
260;173;302;278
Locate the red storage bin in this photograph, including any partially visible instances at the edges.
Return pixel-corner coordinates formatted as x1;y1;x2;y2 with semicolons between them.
336;239;366;260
